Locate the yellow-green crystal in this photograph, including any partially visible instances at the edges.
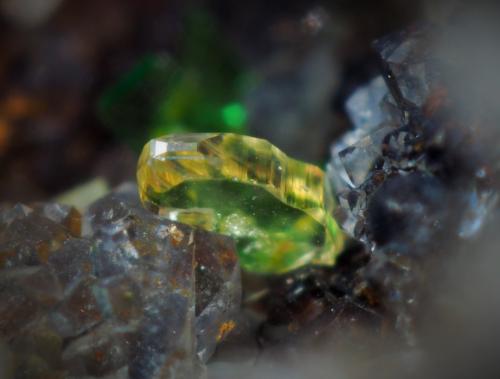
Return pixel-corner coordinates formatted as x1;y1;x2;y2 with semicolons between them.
137;133;344;273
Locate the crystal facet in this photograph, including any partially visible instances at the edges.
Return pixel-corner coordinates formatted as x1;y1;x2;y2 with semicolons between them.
137;133;344;274
0;185;241;378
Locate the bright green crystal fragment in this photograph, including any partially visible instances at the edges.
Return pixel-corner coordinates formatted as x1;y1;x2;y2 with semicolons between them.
137;133;344;274
98;10;249;150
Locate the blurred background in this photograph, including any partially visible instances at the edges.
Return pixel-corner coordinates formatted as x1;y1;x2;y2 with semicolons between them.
0;0;430;203
1;1;500;378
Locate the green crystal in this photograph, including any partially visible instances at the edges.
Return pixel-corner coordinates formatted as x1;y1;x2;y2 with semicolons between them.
137;133;344;274
98;11;249;150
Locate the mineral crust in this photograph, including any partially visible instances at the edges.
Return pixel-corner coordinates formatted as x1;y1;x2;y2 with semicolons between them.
0;185;240;379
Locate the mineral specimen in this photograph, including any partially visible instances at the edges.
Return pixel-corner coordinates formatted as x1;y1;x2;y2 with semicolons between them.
344;75;395;131
327;25;499;344
372;26;438;111
328;26;497;246
137;133;344;274
0;185;241;378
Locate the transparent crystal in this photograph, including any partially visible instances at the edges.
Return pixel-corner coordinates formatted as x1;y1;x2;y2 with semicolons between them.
345;76;391;131
137;133;344;274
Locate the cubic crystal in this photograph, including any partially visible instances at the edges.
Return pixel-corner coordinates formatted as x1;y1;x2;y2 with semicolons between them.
137;133;344;274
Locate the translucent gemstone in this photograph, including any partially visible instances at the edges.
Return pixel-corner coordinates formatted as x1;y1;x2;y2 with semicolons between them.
345;76;390;131
337;126;392;187
137;133;344;274
373;27;435;110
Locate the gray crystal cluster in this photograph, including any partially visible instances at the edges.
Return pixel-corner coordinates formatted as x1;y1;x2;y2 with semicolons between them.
328;26;498;248
328;26;499;343
0;185;241;379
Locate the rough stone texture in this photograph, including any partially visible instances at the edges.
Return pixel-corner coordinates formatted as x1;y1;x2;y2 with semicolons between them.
0;184;241;378
327;25;499;343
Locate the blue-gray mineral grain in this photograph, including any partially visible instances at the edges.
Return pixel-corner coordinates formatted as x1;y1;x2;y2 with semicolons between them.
0;185;241;379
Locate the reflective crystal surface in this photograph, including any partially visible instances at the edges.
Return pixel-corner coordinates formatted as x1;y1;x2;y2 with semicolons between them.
327;25;499;346
372;26;438;111
0;185;241;379
328;27;497;245
137;133;344;274
345;76;394;131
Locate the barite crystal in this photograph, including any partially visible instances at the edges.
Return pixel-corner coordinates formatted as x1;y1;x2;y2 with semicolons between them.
137;133;344;274
0;185;241;378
